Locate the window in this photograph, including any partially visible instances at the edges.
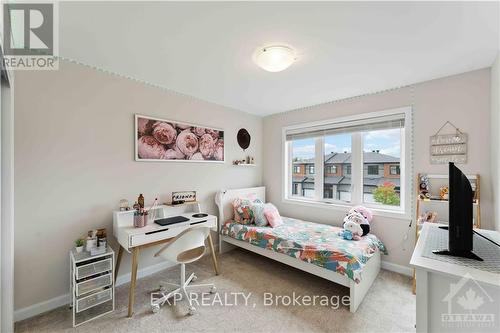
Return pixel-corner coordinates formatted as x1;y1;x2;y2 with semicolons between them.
325;165;337;174
324;134;351;201
284;108;409;215
367;165;379;175
293;165;300;174
390;165;400;175
291;138;315;199
363;128;402;207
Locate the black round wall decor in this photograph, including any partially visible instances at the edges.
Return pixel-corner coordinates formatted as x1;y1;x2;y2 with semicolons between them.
237;128;251;151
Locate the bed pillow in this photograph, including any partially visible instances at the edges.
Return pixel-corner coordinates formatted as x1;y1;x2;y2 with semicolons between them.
251;201;268;227
232;198;255;224
264;203;283;227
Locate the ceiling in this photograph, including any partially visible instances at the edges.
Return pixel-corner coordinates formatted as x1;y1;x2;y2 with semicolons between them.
59;1;499;116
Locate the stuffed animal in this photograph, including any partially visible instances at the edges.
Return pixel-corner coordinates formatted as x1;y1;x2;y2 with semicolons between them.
343;205;373;236
339;220;363;240
419;174;431;200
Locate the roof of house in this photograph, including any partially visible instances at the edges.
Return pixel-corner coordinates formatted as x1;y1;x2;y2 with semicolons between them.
294;151;399;164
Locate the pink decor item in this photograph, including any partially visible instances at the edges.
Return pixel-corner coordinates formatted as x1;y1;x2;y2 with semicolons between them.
264;203;283;227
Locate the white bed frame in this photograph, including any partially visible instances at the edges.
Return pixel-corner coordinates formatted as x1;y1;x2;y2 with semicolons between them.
215;186;381;313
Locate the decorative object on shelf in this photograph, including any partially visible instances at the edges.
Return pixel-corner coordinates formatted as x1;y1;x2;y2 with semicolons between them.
132;201;140;210
75;238;84;253
430;121;467;164
119;199;130;211
70;247;115;327
138;194;145;209
439;186;449;200
133;210;148;228
418;174;431;199
237;128;251;151
135;114;224;162
86;230;97;252
232;157;255;165
418;211;437;224
172;191;196;205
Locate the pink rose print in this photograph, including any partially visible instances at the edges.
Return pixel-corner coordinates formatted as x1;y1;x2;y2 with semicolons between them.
176;129;199;157
137;118;153;136
214;139;224;161
138;136;167;159
164;147;185;159
206;129;219;140
193;127;206;137
190;152;204;160
152;122;177;145
199;133;215;158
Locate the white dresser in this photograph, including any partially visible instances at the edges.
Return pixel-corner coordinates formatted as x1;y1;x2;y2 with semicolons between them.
410;223;500;333
69;247;115;327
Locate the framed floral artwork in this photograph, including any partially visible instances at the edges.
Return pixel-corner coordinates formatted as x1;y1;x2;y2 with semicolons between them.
135;114;224;162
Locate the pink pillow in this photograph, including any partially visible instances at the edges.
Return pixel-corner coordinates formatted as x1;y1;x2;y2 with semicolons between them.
264;203;283;227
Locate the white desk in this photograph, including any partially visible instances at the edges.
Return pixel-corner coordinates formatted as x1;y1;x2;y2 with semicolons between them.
411;223;500;333
113;204;219;317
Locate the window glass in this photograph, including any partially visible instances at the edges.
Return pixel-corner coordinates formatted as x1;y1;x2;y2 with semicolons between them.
362;128;401;206
291;138;315;198
324;134;351;201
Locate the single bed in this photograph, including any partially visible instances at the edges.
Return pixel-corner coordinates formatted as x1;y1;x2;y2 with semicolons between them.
215;186;386;313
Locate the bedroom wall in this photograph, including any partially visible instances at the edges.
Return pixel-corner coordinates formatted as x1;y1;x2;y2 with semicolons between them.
14;61;263;311
262;68;492;269
491;53;500;232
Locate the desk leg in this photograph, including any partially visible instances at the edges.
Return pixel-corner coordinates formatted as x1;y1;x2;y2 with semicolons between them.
115;246;123;284
127;247;139;318
207;233;219;275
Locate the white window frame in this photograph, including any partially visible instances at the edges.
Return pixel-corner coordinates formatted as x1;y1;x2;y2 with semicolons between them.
282;106;412;219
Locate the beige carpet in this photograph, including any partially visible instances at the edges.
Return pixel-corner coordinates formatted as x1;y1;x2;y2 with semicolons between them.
15;248;416;333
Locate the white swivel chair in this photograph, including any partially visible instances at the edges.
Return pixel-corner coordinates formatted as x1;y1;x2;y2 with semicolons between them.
151;227;216;315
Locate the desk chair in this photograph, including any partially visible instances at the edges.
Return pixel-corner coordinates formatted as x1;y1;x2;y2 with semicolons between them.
151;227;216;315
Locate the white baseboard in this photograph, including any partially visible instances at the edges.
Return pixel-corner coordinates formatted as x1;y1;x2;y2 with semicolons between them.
381;260;413;277
14;260;175;322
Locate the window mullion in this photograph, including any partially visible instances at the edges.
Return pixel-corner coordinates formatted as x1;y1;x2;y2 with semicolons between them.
351;132;362;205
314;137;324;201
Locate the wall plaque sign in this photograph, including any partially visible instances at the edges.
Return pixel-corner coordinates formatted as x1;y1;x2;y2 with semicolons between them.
430;121;467;164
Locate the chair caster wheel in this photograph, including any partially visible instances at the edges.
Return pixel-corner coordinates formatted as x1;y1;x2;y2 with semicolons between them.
188;306;196;315
210;286;217;294
151;304;160;314
192;275;197;282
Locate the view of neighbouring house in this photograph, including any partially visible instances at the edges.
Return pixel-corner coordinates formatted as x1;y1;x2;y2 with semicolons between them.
292;151;400;203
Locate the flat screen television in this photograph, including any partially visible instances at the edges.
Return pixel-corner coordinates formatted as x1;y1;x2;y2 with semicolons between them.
432;162;482;261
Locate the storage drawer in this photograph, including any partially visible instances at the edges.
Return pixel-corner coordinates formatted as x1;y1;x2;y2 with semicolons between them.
76;273;112;296
76;288;112;313
76;258;112;280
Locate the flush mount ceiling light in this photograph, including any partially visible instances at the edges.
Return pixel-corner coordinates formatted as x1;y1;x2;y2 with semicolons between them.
253;45;296;72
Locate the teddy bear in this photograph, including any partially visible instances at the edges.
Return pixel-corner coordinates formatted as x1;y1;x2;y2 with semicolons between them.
343;205;372;236
339;220;363;240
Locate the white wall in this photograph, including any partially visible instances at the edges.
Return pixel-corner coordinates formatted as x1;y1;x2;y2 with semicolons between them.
13;61;263;311
263;69;492;268
492;52;500;232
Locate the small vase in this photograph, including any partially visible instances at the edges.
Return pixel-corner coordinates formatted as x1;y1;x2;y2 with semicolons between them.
76;246;83;253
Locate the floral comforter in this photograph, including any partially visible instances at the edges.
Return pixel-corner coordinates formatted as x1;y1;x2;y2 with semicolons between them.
221;217;387;283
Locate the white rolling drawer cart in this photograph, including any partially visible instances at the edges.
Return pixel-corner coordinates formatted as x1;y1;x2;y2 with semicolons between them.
70;247;115;327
